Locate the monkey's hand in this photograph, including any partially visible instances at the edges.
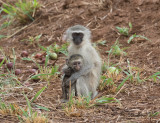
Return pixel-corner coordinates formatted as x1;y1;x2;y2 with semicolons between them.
64;76;76;87
64;64;93;87
63;67;72;76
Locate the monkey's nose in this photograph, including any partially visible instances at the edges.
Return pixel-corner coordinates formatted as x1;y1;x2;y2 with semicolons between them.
76;66;80;70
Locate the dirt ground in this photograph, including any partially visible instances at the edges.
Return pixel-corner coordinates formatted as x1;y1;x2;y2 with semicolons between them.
0;0;160;122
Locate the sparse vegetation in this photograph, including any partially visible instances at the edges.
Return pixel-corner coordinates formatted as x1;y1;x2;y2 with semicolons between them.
20;34;42;46
123;59;145;83
1;0;40;24
149;72;160;82
63;93;118;117
0;87;49;123
0;0;160;122
116;26;129;36
116;22;132;36
128;33;150;43
31;65;59;84
108;40;127;56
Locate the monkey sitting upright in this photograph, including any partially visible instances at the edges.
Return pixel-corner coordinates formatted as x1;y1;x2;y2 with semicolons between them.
63;25;102;99
62;54;84;102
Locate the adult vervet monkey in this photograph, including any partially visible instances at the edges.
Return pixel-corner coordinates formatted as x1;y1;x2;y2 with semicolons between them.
63;25;102;98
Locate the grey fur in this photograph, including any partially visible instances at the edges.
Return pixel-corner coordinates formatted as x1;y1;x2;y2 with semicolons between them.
64;25;102;99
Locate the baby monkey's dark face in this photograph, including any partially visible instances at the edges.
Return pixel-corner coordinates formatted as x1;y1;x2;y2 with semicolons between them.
72;32;84;45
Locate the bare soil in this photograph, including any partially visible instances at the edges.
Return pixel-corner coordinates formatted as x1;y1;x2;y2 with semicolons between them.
0;0;160;122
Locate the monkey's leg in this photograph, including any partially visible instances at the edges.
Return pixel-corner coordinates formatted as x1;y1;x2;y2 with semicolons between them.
71;82;77;96
89;70;99;98
76;77;90;97
62;80;66;99
62;75;70;102
61;86;69;103
74;82;77;96
92;90;98;99
62;86;65;98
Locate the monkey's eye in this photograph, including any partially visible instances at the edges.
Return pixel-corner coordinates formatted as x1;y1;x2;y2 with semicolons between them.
78;33;84;37
77;62;81;65
72;33;84;37
73;63;77;65
73;62;80;65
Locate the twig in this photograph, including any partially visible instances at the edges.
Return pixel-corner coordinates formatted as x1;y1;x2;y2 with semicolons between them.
69;80;71;100
7;25;28;39
32;8;36;18
7;17;40;39
0;0;10;6
90;91;108;103
113;84;125;98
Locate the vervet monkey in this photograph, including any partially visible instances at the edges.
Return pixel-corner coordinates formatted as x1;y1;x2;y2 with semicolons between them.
63;25;102;98
62;54;84;101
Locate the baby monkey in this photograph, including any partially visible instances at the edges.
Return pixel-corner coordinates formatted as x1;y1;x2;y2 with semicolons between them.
62;54;84;102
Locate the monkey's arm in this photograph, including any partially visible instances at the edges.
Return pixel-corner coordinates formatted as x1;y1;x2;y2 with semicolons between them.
64;64;93;87
90;47;102;73
62;65;72;75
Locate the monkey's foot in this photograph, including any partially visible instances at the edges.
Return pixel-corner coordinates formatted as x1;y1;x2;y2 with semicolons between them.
92;91;98;99
61;99;68;103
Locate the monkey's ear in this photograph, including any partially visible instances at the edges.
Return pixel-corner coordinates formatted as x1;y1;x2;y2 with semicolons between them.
62;32;68;42
62;33;66;42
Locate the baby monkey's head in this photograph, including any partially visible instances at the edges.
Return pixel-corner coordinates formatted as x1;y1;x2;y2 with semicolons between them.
67;54;84;72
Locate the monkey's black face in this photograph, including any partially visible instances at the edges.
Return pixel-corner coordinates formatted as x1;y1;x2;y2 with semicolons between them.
72;33;84;45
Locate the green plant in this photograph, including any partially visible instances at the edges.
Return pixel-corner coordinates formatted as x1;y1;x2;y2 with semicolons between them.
0;21;12;30
63;94;119;116
21;34;42;46
102;62;108;73
36;65;59;82
0;97;22;116
116;26;129;36
0;35;6;40
39;43;68;59
20;90;49;123
19;94;48;122
116;22;132;36
21;54;59;84
116;75;130;91
0;49;21;89
112;44;127;56
63;91;120;116
128;34;150;43
0;73;21;90
149;72;160;82
58;43;69;56
0;21;12;40
106;40;127;56
123;59;145;83
94;40;107;46
67;94;92;109
63;93;92;117
99;66;123;92
99;76;116;92
49;43;69;56
148;111;160;117
31;65;59;84
2;0;40;24
92;40;107;48
97;40;107;46
95;96;117;104
107;67;119;76
0;86;49;122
